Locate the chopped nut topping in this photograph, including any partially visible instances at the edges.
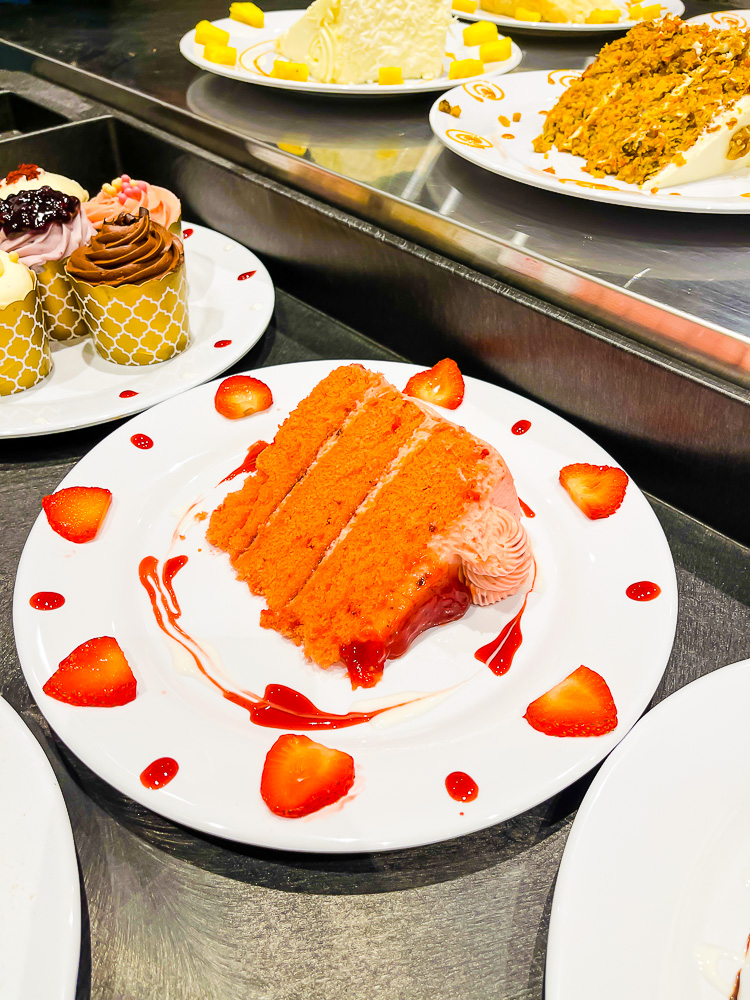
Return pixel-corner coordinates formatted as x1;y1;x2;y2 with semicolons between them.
439;99;461;117
727;125;750;160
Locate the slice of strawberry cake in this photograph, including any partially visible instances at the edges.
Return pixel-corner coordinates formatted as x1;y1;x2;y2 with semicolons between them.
208;364;532;687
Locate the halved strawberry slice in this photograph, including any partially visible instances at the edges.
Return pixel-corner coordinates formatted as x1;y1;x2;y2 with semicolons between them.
524;665;617;737
42;486;112;543
559;463;628;520
404;358;465;410
43;636;137;708
260;733;355;818
214;375;273;419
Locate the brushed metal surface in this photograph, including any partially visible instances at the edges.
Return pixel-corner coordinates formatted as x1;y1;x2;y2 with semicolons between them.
1;0;750;381
1;293;748;1000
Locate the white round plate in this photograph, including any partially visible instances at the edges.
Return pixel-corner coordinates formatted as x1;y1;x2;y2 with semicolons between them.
458;0;683;33
687;8;750;28
179;10;522;97
0;223;274;438
0;696;80;1000
430;72;750;213
13;360;677;853
547;659;750;1000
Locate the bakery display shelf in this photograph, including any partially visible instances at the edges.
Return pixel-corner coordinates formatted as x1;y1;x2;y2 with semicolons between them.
2;284;749;1000
0;74;746;545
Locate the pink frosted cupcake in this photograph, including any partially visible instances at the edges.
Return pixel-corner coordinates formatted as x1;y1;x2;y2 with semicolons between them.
84;175;181;235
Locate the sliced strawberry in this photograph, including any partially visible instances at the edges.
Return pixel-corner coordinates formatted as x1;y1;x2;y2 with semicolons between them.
404;358;465;410
43;636;137;708
524;665;617;737
214;376;273;420
42;486;112;543
559;463;628;520
260;733;355;818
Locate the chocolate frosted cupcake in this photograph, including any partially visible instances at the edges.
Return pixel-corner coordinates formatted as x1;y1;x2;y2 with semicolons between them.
0;249;50;395
65;208;189;365
0;180;95;341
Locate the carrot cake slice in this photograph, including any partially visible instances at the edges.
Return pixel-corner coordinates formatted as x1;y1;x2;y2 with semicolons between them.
208;364;532;688
534;15;750;188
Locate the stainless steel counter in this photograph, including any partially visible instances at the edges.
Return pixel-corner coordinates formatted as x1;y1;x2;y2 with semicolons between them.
2;289;749;1000
0;0;749;385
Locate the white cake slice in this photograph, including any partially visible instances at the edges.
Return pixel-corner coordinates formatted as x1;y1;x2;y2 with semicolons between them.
276;0;452;84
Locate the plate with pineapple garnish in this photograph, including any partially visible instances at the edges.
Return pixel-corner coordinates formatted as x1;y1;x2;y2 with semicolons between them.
455;0;683;33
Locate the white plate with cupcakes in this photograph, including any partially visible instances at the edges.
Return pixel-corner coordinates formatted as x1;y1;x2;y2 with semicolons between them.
13;358;677;852
0;165;274;438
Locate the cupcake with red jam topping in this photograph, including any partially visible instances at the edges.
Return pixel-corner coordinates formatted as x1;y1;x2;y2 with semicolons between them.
0;171;95;341
0;163;89;203
66;207;189;365
84;175;181;235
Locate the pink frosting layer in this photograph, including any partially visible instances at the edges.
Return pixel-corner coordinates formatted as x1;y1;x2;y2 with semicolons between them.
84;183;180;231
0;210;95;269
454;505;533;606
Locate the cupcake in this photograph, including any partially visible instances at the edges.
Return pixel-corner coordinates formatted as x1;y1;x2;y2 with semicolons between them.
0;163;89;203
0;170;95;342
0;249;50;396
84;175;181;235
65;208;189;366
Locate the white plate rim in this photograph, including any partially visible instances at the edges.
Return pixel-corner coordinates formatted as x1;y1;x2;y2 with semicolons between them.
179;11;522;97
545;658;750;1000
13;359;678;853
0;695;80;1000
429;71;750;213
457;0;683;32
0;223;275;438
685;7;750;27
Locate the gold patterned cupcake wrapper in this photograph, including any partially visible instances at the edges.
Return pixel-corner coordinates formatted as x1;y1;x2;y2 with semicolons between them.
0;283;52;396
68;265;190;366
37;257;88;341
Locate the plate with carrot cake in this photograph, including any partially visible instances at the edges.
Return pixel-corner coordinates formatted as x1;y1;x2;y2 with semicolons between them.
455;0;683;34
430;15;750;212
13;360;677;852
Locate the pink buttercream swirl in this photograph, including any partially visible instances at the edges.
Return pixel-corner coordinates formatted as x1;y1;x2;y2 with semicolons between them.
452;504;533;606
84;181;180;232
0;210;95;270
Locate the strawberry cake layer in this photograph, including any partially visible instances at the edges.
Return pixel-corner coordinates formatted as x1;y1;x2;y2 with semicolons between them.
208;365;532;687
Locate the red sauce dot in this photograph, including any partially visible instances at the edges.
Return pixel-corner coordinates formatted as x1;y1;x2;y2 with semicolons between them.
445;771;479;802
238;270;256;281
182;228;193;238
512;419;531;435
140;757;179;789
626;581;661;601
119;390;138;398
518;498;535;518
130;433;154;450
214;339;232;348
30;591;65;610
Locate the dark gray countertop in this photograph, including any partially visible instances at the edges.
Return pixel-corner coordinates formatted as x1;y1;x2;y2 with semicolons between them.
1;1;750;382
1;293;748;1000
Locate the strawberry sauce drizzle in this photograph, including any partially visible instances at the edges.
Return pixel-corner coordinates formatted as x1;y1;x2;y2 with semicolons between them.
138;555;395;729
30;591;65;610
119;390;138;398
518;498;535;518
131;434;153;450
219;440;268;485
140;757;179;789
238;270;256;280
214;340;232;348
626;580;661;601
475;563;536;676
445;771;479;802
512;420;531;435
182;228;193;238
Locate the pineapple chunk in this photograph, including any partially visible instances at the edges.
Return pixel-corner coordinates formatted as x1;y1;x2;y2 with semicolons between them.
230;2;264;27
204;43;237;65
479;36;511;62
585;7;621;21
378;66;404;85
448;58;484;79
195;20;230;45
271;60;310;81
463;20;498;45
514;6;542;19
628;2;660;17
479;0;504;11
277;142;308;155
452;0;478;11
